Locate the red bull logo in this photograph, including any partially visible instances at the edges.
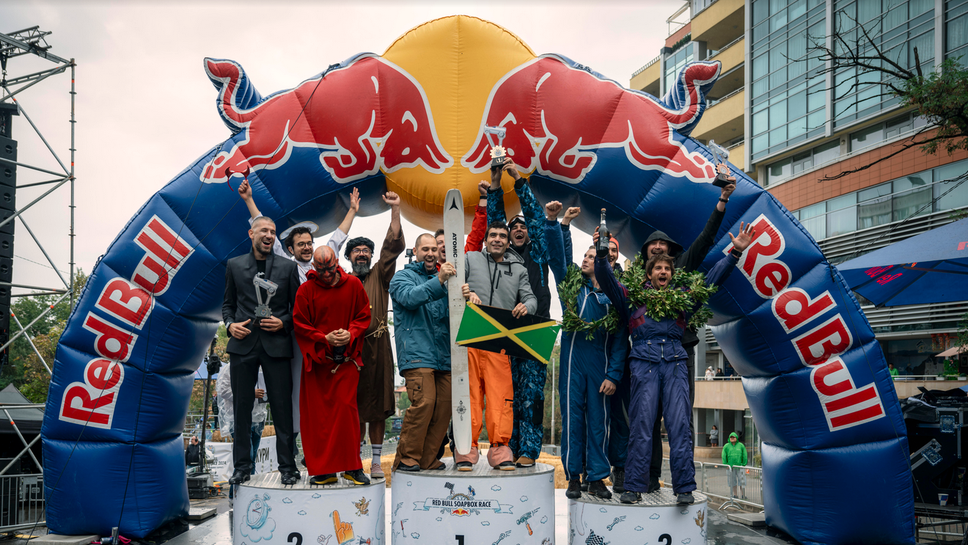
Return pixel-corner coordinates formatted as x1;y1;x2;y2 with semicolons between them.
201;54;453;184
462;55;721;184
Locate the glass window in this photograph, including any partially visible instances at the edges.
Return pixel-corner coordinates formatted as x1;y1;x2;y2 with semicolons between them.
858;196;892;229
935;176;968;210
753;111;769;136
800;202;825;219
859;182;892;202
769;158;792;183
894;174;930;192
885;115;913;138
801;215;827;240
808;109;827;131
753;54;769;80
827;194;855;211
753;0;768;24
770;125;787;147
851;123;885;152
770;102;787;126
814;140;840;165
827;207;857;237
808;85;825;112
789;90;808;120
752;133;769;155
792;151;813;174
790;0;807;20
893;187;933;221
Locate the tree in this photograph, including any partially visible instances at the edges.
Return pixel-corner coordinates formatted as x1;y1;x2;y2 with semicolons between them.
0;270;87;398
806;10;968;181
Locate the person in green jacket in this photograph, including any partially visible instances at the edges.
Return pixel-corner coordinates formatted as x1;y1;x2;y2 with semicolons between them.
722;432;748;499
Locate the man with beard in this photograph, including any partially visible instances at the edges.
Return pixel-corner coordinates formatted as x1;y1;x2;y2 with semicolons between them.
223;215;301;485
459;221;537;470
485;158;551;469
294;246;372;486
343;191;405;479
389;234;457;472
606;164;736;494
239;180;361;453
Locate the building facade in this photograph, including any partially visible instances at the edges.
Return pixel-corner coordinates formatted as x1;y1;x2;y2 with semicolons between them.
632;0;968;451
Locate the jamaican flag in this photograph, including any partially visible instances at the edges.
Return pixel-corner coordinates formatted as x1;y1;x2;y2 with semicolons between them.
455;303;560;363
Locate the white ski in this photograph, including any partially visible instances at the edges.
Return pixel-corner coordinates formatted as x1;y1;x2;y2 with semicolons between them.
444;189;472;456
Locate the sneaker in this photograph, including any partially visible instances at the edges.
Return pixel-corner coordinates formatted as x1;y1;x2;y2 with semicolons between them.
588;479;612;500
456;461;473;472
619;491;641;504
396;463;420;473
647;476;661;494
611;467;625;494
310;473;337;486
342;469;371;485
565;479;581;499
496;461;516;471
371;463;385;478
676;492;695;505
515;456;535;468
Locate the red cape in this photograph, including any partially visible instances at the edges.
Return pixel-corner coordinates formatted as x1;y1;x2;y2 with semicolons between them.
293;268;371;475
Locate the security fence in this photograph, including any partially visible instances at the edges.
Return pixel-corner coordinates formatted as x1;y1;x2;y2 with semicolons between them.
0;473;45;534
661;458;764;510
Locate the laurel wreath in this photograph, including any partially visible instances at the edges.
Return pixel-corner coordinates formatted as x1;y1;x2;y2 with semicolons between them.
559;264;620;340
622;255;718;330
559;256;719;337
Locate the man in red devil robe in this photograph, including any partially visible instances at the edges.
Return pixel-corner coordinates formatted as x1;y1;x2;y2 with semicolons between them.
294;245;372;486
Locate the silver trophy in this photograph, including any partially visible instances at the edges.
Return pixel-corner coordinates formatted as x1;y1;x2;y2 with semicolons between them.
252;273;278;318
708;139;731;188
484;125;508;168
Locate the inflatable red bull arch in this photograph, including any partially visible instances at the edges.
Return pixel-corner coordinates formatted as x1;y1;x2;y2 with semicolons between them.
41;15;913;544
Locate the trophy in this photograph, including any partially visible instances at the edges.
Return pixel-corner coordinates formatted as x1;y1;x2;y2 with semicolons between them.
484;125;508;169
252;273;278;319
708;140;731;188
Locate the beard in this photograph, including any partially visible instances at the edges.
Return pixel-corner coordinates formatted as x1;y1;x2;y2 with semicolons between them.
352;261;372;277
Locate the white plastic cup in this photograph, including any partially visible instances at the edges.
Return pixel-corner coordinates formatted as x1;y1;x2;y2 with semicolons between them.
939;493;949;505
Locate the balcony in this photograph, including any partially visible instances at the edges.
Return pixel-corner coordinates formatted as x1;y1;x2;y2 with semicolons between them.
706;36;744;78
630;55;661;97
692;0;744;51
691;86;743;143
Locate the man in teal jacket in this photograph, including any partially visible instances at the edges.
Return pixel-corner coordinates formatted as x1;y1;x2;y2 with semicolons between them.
389;233;457;472
722;432;748;499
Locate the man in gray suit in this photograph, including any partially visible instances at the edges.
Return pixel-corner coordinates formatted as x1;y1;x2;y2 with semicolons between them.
223;215;301;485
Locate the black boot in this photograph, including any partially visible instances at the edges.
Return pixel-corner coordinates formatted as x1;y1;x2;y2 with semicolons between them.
647;475;661;494
565;479;582;499
229;469;250;485
580;472;590;492
588;479;613;500
611;467;625;494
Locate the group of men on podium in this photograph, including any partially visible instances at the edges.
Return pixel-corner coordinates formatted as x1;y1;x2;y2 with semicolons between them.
219;155;744;505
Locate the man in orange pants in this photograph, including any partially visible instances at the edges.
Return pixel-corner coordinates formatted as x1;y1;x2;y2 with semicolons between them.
460;221;537;470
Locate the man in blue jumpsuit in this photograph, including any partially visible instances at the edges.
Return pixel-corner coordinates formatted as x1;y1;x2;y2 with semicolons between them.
544;201;627;499
593;222;754;505
486;158;551;468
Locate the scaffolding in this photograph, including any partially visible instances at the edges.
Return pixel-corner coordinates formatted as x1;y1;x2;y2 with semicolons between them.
0;26;75;380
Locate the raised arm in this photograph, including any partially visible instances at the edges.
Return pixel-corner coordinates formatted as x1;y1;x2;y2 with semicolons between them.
703;222;757;288
560;206;580;268
327;187;359;255
378;192;406;286
677;169;735;272
239;180;287;258
465;182;489;253
543;201;567;287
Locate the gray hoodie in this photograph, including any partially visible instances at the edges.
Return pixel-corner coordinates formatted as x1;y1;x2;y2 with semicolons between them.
465;247;537;314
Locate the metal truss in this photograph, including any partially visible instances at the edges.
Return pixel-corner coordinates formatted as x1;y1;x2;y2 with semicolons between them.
0;26;75;475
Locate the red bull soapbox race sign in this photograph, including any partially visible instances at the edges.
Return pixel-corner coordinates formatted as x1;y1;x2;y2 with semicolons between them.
41;16;913;544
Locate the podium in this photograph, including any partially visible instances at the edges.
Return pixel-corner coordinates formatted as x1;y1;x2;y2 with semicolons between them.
234;472;385;545
390;458;555;544
568;488;708;544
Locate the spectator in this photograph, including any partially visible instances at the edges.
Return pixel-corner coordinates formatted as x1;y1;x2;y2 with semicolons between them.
185;435;201;467
888;363;899;379
709;425;719;447
715;367;724;378
722;432;748;499
704;367;715;381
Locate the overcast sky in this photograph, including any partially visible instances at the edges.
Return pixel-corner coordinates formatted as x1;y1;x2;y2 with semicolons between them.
2;0;682;318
